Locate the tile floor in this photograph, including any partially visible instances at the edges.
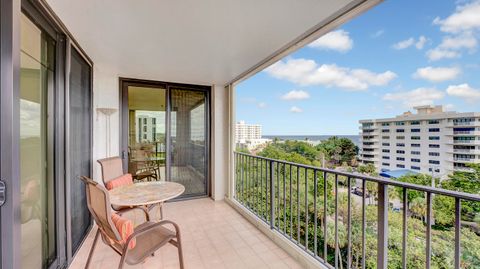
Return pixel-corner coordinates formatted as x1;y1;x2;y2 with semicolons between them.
68;198;304;269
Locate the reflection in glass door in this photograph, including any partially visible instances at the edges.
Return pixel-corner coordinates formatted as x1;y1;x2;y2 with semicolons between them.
20;13;56;269
122;80;209;198
169;87;208;197
127;86;167;182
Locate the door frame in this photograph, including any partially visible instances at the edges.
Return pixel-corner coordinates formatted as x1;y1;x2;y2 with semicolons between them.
0;0;94;268
119;77;212;199
0;0;21;268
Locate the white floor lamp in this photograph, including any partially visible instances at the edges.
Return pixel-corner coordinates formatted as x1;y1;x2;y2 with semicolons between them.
97;107;118;157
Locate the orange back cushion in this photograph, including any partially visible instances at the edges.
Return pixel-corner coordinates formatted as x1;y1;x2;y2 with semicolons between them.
111;213;136;249
105;173;133;190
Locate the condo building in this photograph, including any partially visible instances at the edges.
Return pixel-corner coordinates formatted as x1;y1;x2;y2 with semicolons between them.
235;120;262;142
359;106;480;178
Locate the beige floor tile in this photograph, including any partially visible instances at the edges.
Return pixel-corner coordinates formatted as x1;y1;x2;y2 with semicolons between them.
68;198;303;269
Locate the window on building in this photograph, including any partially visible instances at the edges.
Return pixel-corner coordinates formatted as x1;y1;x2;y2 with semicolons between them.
411;166;421;170
428;120;440;124
382;136;390;139
381;122;390;126
382;156;390;160
411;158;420;163
429;160;440;165
397;164;405;168
382;129;390;133
411;136;420;140
396;129;405;133
429;152;440;156
411;128;420;132
382;143;390;146
395;122;405;126
396;157;405;161
396;143;405;147
382;162;390;166
411;151;420;155
429;128;440;132
429;144;440;148
396;136;405;140
411;143;420;147
429;136;440;140
396;150;405;154
410;121;421;125
382;149;390;153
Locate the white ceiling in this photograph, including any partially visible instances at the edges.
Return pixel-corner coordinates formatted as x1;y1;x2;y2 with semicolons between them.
46;0;359;85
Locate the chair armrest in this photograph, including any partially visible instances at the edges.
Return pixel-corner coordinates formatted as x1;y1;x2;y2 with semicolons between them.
123;219;180;251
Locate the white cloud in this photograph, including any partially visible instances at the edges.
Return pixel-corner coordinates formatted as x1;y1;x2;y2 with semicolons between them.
439;33;477;50
433;1;480;33
308;30;353;53
413;66;461;82
257;102;267;108
371;29;385;38
393;36;428;50
281;90;310;101
426;48;460;61
426;33;477;61
383;87;445;108
416;36;428;49
264;58;397;91
393;38;415;50
290;106;303;113
444;103;456;111
446;83;480;102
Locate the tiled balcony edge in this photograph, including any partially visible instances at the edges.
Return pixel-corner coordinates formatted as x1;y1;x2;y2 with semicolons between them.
225;198;328;269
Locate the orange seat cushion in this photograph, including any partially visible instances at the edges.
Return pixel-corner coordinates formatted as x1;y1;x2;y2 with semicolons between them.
111;213;136;249
105;173;133;190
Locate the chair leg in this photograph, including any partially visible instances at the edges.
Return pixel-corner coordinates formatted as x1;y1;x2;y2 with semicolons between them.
176;232;185;269
159;203;164;220
85;229;100;269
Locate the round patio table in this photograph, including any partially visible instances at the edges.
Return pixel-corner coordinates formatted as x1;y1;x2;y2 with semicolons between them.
108;181;184;207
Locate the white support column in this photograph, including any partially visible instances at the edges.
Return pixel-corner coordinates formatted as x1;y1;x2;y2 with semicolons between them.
211;84;229;200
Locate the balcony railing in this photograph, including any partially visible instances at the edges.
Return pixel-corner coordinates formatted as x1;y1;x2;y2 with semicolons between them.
234;152;480;269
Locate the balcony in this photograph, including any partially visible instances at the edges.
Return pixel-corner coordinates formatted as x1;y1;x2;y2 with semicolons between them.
453;157;477;162
68;199;303;269
449;140;480;145
234;152;480;269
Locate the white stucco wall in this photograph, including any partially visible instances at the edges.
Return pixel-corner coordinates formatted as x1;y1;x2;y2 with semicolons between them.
92;66;120;182
211;85;229;200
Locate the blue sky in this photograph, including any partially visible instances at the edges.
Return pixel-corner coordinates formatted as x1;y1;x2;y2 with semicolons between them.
235;0;480;136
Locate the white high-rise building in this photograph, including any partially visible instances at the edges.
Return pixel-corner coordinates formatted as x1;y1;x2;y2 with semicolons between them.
137;116;156;142
235;121;271;150
359;106;480;178
235;121;262;142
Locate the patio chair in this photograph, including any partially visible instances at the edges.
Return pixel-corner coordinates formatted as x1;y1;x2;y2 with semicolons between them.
97;157;163;220
79;176;184;269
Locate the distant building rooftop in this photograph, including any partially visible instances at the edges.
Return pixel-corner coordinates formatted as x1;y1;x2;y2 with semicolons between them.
380;169;418;179
359;105;480;123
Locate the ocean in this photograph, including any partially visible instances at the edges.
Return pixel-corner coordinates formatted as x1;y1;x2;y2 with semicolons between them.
262;135;361;147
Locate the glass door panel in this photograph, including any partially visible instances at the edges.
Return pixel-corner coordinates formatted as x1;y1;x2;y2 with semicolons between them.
20;13;56;269
69;48;92;253
127;86;167;181
169;88;208;197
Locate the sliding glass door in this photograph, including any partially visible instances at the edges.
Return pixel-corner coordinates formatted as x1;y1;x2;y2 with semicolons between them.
19;12;56;269
121;80;210;198
68;47;92;254
169;87;208;197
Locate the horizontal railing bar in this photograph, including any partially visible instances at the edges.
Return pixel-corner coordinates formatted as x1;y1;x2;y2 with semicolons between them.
234;152;480;202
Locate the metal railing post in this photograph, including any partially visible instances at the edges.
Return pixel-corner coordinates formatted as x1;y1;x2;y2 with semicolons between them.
270;160;275;229
377;182;388;269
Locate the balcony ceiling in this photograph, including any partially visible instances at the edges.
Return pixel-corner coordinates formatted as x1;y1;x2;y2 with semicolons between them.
46;0;359;85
